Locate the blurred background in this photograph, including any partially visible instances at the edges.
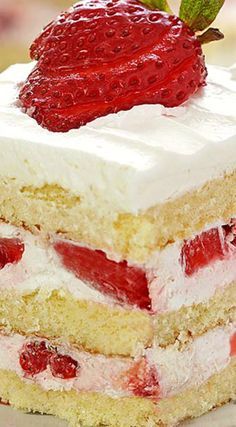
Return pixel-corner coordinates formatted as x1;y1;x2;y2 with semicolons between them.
0;0;235;72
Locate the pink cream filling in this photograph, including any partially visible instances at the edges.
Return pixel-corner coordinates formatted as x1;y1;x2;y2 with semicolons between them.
0;325;235;400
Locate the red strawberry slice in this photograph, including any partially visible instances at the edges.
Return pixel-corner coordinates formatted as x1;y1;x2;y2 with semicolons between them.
0;237;24;270
49;354;79;379
180;219;236;276
19;0;207;132
54;240;150;309
230;333;236;357
181;227;226;276
19;341;53;377
120;358;159;398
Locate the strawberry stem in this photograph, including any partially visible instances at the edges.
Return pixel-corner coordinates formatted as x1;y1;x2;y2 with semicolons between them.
197;28;224;45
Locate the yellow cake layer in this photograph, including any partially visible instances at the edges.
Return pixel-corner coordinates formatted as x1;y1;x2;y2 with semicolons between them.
1;172;236;262
0;283;235;357
0;359;235;427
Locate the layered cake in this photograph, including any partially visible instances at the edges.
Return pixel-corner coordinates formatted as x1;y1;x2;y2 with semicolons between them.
0;0;235;426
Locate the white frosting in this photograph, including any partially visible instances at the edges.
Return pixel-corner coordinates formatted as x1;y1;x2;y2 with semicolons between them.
0;63;236;213
0;325;234;399
0;222;114;306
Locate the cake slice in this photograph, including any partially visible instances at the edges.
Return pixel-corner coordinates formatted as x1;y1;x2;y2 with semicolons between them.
0;0;235;426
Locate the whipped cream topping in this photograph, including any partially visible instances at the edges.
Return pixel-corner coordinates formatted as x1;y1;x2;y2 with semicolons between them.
0;63;236;213
0;325;234;399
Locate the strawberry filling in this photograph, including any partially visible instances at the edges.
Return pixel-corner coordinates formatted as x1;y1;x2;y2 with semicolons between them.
55;219;236;310
19;340;79;379
120;358;159;398
54;241;150;309
49;354;79;380
18;338;159;398
0;219;235;311
19;341;53;377
0;237;24;270
181;219;236;276
230;333;236;357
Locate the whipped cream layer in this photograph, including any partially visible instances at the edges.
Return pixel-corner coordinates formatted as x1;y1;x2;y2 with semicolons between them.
0;221;235;313
0;222;113;306
148;226;236;313
0;325;234;399
0;63;236;213
147;324;235;398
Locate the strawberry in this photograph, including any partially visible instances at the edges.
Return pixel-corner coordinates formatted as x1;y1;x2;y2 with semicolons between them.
120;358;159;398
180;219;236;276
0;237;24;270
180;228;226;277
54;240;150;309
49;354;79;379
230;333;236;358
19;340;79;379
19;0;211;133
19;341;53;377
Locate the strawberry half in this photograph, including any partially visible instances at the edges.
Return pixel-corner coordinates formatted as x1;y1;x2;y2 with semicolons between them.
19;0;207;132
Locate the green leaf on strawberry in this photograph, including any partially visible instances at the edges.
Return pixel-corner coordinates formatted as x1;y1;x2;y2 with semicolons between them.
139;0;172;14
179;0;225;32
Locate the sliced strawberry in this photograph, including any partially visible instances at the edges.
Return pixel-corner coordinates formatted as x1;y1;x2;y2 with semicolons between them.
19;341;53;377
19;0;207;132
180;219;236;276
230;333;236;357
180;227;226;276
0;237;24;270
49;354;79;379
54;240;150;310
121;358;159;398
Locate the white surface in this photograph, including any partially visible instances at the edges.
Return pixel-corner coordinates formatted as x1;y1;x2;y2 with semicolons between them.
0;402;235;427
0;63;236;214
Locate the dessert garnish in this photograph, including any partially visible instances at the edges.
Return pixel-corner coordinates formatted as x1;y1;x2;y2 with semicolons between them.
19;0;224;132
